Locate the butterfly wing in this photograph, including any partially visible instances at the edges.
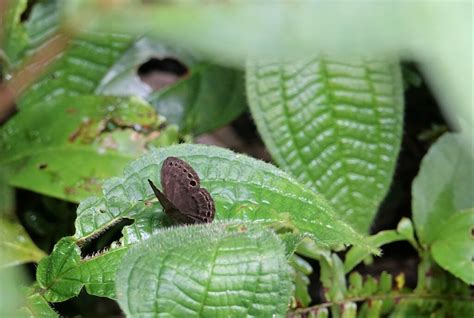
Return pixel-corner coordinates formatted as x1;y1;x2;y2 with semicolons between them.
159;157;215;224
148;179;180;214
161;157;200;201
187;188;215;223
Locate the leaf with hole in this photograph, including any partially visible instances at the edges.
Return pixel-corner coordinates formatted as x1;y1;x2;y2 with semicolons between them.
74;143;376;251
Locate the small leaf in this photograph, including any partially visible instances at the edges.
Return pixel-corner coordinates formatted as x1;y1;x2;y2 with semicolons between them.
116;222;292;317
341;302;357;318
396;217;417;248
290;255;312;307
247;57;404;233
362;276;378;295
378;271;392;292
347;272;363;296
366;299;383;318
320;254;346;302
344;228;406;273
36;237;83;302
0;217;46;268
290;254;313;276
36;237;128;301
431;209;474;285
412;132;474;245
293;269;311;307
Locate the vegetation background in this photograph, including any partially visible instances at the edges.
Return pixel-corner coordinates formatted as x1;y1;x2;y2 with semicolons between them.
0;1;472;317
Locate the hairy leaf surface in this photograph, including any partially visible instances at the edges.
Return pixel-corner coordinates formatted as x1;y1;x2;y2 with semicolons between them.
36;237;127;301
74;144;374;250
116;223;292;317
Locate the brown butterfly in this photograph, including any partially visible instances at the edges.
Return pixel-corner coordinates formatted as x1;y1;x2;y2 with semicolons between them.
148;156;215;224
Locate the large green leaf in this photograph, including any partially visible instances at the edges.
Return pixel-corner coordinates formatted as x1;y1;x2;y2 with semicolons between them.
75;144;373;249
412;132;474;245
116;223;292;317
431;209;474;285
246;57;403;232
0;217;46;268
0;95;168;202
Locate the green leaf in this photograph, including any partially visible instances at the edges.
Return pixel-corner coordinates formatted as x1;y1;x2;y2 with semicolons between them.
36;237;83;301
116;222;292;317
246;57;403;233
74;143;375;251
290;255;312;307
341;302;357;318
391;298;474;318
0;95;166;202
149;63;247;135
431;209;474;285
0;169;14;216
347;272;363;296
1;0;28;67
0;217;46;267
396;217;418;248
36;236;128;301
20;286;58;318
412;132;474;245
